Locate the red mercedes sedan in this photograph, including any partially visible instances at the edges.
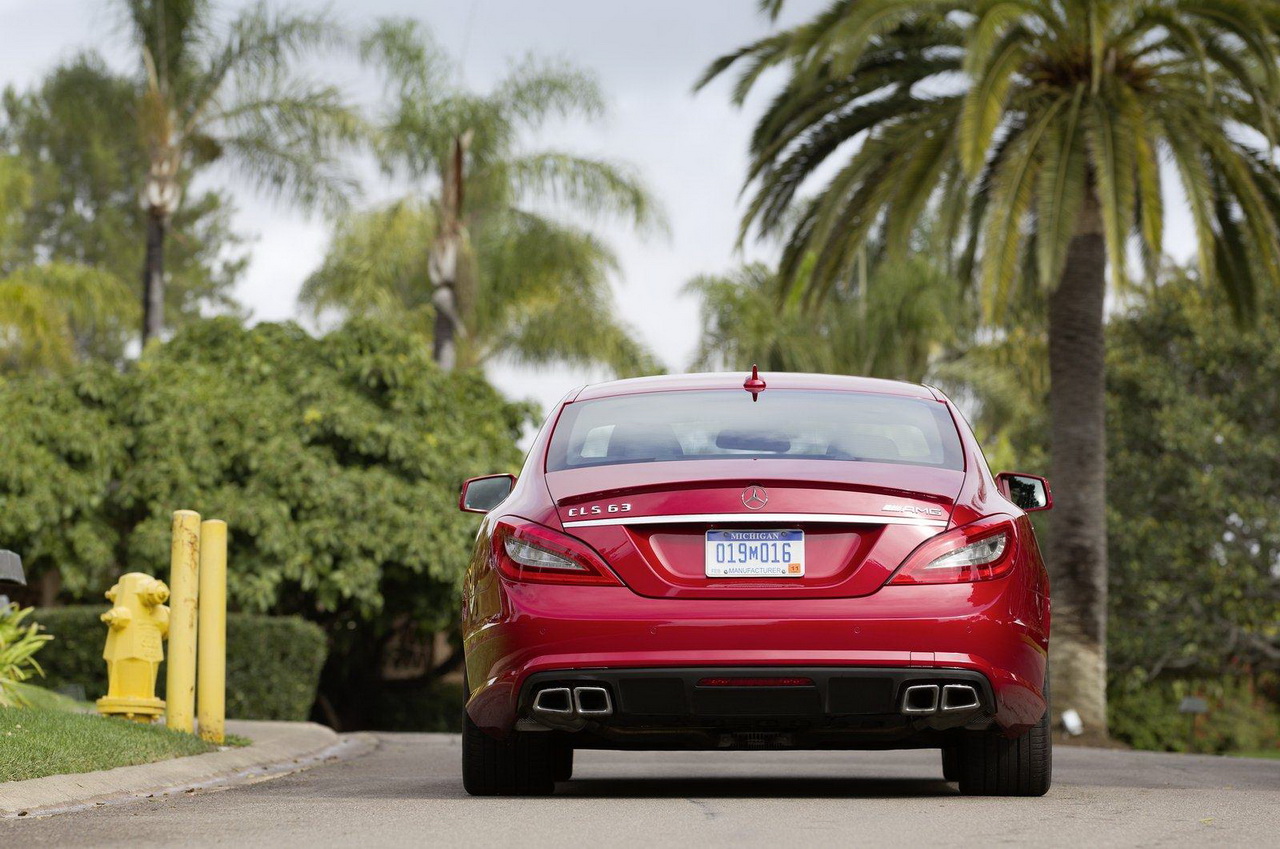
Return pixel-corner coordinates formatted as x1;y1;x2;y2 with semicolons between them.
457;370;1053;796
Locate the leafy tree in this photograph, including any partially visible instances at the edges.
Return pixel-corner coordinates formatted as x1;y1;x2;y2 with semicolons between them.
113;0;362;343
0;318;531;725
686;257;958;381
109;319;530;623
0;265;138;374
0;366;126;604
1107;272;1280;686
0;153;27;267
703;0;1280;733
0;155;137;373
0;53;245;352
304;19;663;373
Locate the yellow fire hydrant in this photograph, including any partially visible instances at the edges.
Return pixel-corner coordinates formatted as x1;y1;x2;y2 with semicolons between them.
96;573;170;722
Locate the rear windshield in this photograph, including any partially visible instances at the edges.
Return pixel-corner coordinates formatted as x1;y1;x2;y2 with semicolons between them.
546;389;964;472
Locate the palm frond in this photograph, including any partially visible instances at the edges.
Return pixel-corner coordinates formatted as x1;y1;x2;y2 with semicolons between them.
506;153;668;235
209;76;364;213
186;1;345;131
495;56;607;131
708;0;1280;332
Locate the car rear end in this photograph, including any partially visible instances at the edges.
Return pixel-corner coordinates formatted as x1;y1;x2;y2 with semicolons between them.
460;374;1051;796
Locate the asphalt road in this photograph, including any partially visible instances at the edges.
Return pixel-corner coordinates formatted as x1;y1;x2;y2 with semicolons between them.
3;734;1277;848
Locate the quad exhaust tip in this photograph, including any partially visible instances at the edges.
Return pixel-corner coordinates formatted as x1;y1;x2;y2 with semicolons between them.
901;683;981;715
573;686;613;716
941;684;980;712
531;685;613;718
901;684;940;714
532;687;574;715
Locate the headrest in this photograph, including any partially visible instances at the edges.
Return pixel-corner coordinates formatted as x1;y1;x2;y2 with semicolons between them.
606;422;685;461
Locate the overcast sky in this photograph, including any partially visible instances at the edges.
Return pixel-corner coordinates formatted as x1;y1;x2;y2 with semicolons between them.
0;0;1196;418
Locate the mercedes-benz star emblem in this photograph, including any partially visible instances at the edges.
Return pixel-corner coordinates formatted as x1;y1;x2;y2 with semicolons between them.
741;485;768;510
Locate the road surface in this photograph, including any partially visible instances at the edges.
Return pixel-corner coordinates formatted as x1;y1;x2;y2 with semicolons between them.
3;734;1277;847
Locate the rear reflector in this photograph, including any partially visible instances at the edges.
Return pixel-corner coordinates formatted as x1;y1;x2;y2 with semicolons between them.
697;677;815;687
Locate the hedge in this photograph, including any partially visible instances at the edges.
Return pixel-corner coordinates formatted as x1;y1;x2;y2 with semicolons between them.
1109;675;1280;754
33;606;327;722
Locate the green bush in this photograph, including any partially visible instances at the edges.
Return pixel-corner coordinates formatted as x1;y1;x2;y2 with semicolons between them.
224;614;327;722
33;606;327;721
1110;676;1280;754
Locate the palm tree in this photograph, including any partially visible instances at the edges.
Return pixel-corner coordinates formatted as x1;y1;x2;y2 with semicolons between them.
1;53;248;340
337;19;665;371
703;0;1280;734
687;256;958;381
117;0;362;344
300;200;661;376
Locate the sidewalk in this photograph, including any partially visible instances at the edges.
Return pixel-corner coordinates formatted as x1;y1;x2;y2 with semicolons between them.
0;720;375;818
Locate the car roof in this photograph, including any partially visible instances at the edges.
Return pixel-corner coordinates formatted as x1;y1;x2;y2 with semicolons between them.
571;371;940;402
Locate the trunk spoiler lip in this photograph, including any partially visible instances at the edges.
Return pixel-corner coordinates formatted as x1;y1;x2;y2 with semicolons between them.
561;511;948;529
548;476;961;506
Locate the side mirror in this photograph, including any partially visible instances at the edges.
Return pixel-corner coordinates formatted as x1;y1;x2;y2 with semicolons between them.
459;474;516;514
996;473;1052;512
0;550;25;586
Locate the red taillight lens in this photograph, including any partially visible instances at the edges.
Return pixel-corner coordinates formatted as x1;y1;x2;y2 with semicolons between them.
888;515;1019;585
492;519;621;586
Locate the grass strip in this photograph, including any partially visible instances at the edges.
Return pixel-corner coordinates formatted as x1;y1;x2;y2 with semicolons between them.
1;707;220;782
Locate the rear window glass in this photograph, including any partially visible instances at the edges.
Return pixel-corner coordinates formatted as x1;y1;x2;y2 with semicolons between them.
546;390;963;472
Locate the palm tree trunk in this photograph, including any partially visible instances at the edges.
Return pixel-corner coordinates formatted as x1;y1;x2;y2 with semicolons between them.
428;133;472;371
430;238;461;371
141;208;167;344
1046;187;1109;737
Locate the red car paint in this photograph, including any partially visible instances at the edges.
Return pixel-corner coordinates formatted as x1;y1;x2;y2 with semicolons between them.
460;373;1051;746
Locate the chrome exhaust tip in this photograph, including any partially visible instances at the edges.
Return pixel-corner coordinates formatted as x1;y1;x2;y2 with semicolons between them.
901;684;940;715
573;686;613;716
940;684;980;712
531;687;574;715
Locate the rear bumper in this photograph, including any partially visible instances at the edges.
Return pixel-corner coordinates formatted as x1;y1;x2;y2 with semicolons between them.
515;666;996;750
463;578;1048;741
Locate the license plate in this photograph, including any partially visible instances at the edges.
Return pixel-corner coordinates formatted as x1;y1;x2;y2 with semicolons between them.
705;530;805;578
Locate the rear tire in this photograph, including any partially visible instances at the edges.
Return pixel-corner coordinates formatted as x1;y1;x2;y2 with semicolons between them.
462;712;556;796
955;671;1052;797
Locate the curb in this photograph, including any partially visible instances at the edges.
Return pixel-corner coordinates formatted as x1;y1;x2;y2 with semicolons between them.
0;720;377;819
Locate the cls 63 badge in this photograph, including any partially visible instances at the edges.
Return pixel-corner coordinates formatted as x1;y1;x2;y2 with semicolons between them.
566;502;632;518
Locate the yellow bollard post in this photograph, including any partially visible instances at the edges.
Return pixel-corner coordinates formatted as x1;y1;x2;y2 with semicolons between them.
165;510;200;733
197;519;227;744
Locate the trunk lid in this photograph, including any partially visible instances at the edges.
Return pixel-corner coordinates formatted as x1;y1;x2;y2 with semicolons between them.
546;459;963;599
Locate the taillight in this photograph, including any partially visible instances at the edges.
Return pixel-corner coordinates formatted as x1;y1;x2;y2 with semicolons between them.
888;515;1018;585
492;519;621;586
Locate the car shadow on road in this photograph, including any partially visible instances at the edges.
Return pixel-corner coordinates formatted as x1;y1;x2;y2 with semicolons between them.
331;776;961;801
554;776;957;799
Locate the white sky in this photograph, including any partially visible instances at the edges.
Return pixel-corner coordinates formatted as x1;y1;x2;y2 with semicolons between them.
0;0;1197;417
